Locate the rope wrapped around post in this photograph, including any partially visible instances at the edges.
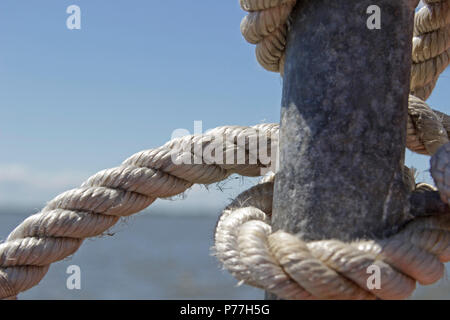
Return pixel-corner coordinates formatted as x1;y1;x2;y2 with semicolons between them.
241;0;450;99
0;95;449;299
0;0;449;299
214;173;450;300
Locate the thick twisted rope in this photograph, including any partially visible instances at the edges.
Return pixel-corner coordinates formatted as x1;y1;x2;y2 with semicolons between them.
242;0;450;101
1;0;449;300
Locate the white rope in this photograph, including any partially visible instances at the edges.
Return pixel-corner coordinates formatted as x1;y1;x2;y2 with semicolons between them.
0;95;448;299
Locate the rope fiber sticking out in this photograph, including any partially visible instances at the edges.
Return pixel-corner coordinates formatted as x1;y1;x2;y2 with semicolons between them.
1;0;449;299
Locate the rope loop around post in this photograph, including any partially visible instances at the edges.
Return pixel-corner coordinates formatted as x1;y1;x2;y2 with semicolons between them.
0;0;449;299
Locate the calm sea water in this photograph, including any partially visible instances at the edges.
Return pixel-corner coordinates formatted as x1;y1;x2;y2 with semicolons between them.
0;209;449;300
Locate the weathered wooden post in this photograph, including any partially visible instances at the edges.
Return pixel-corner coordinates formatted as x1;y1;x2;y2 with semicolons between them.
269;0;418;299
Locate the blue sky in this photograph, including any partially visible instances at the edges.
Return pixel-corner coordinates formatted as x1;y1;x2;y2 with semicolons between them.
0;1;448;211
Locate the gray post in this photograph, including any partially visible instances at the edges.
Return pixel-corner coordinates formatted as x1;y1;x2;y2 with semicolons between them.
268;0;417;299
